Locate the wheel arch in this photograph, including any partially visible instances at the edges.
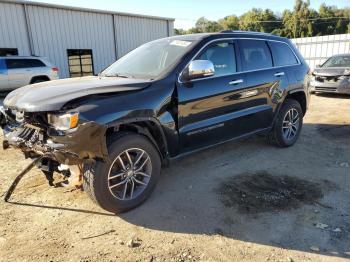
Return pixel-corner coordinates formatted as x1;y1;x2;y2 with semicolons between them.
105;118;169;165
30;75;50;84
284;90;307;116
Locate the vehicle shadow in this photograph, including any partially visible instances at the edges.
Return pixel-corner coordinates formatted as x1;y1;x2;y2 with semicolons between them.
118;123;350;258
6;201;116;217
313;93;350;99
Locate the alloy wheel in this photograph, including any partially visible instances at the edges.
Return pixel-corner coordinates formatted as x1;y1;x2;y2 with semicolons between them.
108;148;152;200
282;108;300;141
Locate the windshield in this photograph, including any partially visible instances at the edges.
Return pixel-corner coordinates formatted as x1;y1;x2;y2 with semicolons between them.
322;55;350;68
101;38;194;79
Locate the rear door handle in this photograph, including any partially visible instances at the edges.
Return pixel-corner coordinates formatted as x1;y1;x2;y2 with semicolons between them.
274;72;285;77
229;79;244;85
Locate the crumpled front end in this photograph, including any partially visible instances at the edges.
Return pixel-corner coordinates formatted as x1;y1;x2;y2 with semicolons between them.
310;68;350;94
1;107;108;165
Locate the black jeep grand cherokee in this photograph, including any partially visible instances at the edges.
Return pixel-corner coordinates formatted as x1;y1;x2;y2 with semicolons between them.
1;31;310;213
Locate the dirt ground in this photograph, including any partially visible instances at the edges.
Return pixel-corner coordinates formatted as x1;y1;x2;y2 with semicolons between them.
0;94;350;262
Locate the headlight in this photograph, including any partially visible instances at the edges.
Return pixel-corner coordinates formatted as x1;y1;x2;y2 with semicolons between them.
338;75;350;82
47;112;79;131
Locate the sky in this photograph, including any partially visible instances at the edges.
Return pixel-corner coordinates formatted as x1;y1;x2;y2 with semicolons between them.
29;0;350;29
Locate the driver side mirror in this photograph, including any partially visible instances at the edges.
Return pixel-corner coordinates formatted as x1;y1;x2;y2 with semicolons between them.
316;64;321;68
185;60;215;81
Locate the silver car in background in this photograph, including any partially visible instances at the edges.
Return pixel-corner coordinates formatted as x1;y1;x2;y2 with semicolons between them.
310;54;350;94
0;56;59;91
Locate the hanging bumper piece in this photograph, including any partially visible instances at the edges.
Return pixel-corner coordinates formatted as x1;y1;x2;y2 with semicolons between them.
4;156;44;202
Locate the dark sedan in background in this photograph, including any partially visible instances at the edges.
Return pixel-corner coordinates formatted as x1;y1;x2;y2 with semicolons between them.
310;54;350;94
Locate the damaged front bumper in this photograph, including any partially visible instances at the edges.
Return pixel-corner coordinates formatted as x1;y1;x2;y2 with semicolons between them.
2;120;108;165
310;76;350;94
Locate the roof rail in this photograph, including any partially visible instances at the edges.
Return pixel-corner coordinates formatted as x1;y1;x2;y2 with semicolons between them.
220;30;273;36
220;30;237;33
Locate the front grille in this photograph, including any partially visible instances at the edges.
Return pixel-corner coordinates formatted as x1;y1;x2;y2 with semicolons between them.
18;127;40;143
315;76;339;83
315;86;338;92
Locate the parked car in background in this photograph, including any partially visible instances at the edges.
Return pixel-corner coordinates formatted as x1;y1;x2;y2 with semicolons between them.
0;56;59;91
2;31;310;213
310;54;350;94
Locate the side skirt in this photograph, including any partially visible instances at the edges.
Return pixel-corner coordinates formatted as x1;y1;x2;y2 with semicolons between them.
168;127;271;163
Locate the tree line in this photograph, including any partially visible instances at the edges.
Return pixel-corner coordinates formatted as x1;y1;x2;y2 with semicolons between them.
175;0;350;38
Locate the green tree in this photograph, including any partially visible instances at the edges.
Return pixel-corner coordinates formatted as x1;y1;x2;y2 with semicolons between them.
315;3;338;35
282;0;314;38
194;17;223;32
218;15;239;30
174;28;187;35
239;8;280;33
173;1;350;37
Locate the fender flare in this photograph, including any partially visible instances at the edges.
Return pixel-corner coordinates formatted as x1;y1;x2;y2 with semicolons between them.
272;89;307;127
106;117;170;161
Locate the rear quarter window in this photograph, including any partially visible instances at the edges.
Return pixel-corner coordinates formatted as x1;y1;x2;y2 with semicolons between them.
239;40;273;71
268;41;299;67
6;59;46;69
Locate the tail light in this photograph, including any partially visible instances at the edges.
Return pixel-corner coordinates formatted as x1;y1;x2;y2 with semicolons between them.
52;67;59;72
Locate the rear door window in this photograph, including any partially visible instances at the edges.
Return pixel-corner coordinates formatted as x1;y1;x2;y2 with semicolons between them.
239;40;273;71
6;59;46;69
268;41;299;67
196;41;237;77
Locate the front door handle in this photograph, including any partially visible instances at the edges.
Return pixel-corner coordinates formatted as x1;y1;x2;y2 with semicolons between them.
274;72;285;77
229;79;244;85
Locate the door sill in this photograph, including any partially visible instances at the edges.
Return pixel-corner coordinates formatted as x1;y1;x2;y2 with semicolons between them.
168;127;271;163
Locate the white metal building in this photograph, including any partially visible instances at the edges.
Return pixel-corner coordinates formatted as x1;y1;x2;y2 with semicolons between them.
0;0;174;78
292;34;350;69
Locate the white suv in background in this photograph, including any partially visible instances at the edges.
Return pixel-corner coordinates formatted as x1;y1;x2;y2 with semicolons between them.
0;56;59;91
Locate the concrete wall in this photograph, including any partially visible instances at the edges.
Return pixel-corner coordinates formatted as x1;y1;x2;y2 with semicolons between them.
292;34;350;69
0;0;174;78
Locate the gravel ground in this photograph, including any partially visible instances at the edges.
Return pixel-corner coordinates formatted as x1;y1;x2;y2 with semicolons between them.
0;94;350;262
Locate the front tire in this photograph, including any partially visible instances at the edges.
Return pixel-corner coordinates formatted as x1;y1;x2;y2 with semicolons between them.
267;99;303;147
83;133;161;213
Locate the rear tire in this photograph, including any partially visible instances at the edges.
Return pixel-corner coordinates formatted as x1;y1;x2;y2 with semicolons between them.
267;99;303;147
83;133;161;213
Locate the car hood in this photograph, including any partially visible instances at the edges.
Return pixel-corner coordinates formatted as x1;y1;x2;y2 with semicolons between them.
4;76;152;112
313;67;350;77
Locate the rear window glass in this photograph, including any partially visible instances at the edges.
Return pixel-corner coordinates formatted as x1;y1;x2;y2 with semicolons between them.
268;42;298;67
6;59;46;69
239;40;273;71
